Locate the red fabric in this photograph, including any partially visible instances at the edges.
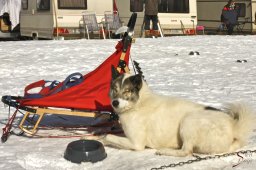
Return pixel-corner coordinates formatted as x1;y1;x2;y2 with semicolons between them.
24;80;46;96
223;7;228;10
223;6;234;11
20;41;130;112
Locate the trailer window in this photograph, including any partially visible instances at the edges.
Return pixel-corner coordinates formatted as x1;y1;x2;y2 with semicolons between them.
58;0;87;9
130;0;144;12
22;0;28;10
236;3;246;17
158;0;189;13
37;0;50;11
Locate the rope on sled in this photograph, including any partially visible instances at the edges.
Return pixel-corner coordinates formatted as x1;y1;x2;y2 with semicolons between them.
151;149;256;169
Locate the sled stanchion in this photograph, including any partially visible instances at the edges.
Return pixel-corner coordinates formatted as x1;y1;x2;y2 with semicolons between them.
18;108;100;135
19;111;45;135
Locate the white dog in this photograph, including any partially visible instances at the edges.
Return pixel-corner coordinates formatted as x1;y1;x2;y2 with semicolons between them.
86;73;254;157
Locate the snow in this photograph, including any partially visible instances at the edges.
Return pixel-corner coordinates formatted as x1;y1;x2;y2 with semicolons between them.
1;35;256;170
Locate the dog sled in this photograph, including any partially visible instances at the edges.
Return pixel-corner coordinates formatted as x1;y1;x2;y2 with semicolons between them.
1;13;138;143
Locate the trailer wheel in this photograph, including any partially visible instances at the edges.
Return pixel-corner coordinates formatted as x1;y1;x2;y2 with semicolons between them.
32;33;38;40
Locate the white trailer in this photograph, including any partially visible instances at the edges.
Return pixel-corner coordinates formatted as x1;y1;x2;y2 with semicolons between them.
20;0;114;40
197;0;256;34
116;0;198;36
2;0;200;39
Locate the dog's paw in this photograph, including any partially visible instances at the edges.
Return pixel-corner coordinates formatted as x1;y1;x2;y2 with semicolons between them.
156;149;192;157
80;135;104;141
155;149;179;156
155;149;167;156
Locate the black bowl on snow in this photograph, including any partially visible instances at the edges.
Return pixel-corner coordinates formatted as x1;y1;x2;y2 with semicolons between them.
64;139;107;163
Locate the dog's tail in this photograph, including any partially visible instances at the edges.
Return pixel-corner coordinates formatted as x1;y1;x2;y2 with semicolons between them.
225;103;255;146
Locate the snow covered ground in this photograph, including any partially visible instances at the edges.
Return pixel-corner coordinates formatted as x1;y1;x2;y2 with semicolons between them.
1;35;256;170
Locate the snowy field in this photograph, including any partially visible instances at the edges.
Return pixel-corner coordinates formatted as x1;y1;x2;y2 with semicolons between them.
1;35;256;170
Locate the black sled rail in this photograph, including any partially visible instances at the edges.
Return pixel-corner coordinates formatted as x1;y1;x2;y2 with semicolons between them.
2;95;37;113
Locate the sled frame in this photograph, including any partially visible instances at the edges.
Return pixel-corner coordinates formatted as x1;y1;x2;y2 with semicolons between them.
1;13;138;142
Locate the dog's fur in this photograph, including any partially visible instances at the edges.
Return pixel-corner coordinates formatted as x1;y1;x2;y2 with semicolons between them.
87;73;254;157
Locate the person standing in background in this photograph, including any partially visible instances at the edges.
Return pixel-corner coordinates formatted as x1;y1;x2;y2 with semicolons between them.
221;0;239;35
144;0;159;38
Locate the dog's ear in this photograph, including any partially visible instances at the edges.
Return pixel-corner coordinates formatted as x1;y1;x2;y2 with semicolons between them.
111;65;121;80
130;74;143;91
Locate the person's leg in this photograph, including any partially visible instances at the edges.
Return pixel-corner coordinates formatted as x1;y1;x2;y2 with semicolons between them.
227;24;234;35
152;15;160;37
152;15;159;30
144;15;151;30
144;15;151;37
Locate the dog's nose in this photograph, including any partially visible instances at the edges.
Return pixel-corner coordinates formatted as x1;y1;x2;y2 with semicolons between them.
112;100;119;108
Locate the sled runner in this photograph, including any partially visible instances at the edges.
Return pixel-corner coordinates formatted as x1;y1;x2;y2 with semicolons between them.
1;13;138;143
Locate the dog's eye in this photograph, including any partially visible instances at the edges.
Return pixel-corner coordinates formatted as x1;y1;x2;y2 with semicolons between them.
110;87;119;97
123;89;131;96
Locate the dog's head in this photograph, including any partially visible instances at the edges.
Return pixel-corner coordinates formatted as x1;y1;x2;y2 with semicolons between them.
109;69;143;114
